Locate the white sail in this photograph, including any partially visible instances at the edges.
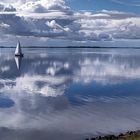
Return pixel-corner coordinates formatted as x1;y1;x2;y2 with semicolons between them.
15;41;22;55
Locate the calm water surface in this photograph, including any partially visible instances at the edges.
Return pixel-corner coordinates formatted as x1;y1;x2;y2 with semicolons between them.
0;48;140;140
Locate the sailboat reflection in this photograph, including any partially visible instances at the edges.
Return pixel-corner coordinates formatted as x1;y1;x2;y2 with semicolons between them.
15;56;22;70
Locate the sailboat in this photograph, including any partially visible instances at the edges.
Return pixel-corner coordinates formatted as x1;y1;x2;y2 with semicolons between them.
15;41;24;57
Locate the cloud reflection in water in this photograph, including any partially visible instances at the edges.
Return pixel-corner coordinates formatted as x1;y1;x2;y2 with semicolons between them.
0;48;140;140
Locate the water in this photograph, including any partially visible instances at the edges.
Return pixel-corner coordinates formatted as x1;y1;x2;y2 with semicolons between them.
0;48;140;140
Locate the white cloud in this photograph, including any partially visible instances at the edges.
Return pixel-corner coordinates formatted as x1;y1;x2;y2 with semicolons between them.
0;3;16;12
18;0;70;13
0;0;140;46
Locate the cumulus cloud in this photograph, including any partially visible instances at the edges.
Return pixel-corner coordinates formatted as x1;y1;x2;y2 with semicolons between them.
0;3;16;12
0;0;140;46
18;0;70;13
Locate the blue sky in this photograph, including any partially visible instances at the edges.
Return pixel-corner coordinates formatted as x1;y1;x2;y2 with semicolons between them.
66;0;140;14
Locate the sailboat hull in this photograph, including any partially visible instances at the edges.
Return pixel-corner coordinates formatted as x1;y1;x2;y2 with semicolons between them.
15;53;24;57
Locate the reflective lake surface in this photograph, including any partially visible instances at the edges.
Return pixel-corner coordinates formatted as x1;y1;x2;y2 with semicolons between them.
0;48;140;140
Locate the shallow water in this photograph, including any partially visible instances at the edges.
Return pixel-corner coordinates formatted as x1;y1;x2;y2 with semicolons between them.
0;48;140;140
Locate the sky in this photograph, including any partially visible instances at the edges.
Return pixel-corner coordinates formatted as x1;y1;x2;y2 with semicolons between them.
0;0;140;47
66;0;140;14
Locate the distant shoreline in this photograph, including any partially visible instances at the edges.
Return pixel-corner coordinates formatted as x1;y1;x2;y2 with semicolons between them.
0;46;140;49
86;130;140;140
